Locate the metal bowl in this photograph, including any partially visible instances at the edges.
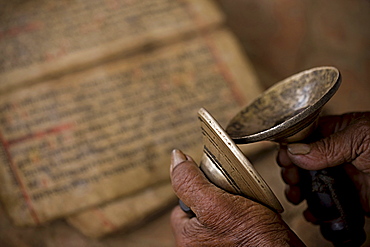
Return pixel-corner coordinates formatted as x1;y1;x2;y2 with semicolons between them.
226;66;341;143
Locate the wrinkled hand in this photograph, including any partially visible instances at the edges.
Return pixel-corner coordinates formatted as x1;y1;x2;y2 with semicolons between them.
170;149;304;247
277;112;370;220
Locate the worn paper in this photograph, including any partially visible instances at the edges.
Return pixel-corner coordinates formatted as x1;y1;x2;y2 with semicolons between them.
65;29;264;237
0;0;224;92
0;28;261;226
67;182;176;238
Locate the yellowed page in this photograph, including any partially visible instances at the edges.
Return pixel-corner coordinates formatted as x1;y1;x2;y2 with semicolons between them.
0;0;224;93
67;182;176;238
66;29;265;238
0;29;261;226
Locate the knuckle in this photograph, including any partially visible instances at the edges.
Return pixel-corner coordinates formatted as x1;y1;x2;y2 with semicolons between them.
172;162;213;202
174;175;195;196
180;222;206;245
317;136;342;165
347;119;370;159
171;163;197;193
317;115;370;167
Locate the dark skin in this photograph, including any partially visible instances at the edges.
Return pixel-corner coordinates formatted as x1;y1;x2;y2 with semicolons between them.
277;112;370;221
170;150;304;246
170;112;369;246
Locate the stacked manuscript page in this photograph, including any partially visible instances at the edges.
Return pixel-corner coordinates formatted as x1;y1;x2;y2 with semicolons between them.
0;0;263;237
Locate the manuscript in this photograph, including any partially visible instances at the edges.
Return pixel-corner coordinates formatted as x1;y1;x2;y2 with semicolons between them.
67;182;176;238
0;0;223;92
0;0;264;237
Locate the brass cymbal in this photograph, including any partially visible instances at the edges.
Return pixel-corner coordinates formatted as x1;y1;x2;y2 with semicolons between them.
226;66;341;143
198;108;283;213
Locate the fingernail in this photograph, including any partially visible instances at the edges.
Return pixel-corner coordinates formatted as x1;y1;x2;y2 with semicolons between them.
287;143;311;155
171;149;187;171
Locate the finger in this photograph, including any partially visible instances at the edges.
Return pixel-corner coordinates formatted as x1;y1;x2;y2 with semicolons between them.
170;205;189;237
170;149;221;218
286;115;370;171
276;145;294;168
303;208;319;225
281;166;300;185
285;185;303;205
170;149;192;177
171;206;201;246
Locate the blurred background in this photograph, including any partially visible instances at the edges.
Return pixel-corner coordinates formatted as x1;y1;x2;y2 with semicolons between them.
0;0;369;246
216;0;370;114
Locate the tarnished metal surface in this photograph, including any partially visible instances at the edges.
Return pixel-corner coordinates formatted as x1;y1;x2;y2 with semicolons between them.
226;67;341;143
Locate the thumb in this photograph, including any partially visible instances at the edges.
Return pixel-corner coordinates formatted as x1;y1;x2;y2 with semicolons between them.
170;149;224;218
286;119;370;171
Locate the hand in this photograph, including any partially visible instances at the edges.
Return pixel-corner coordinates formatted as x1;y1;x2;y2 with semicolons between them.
277;112;370;219
170;149;304;246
